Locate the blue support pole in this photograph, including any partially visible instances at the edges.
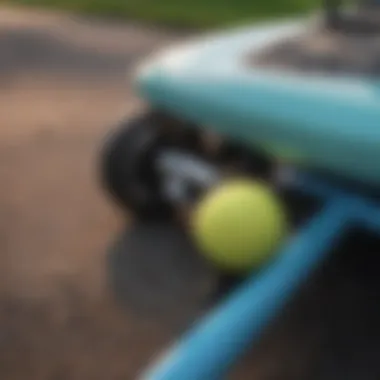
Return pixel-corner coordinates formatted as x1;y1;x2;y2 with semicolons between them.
140;200;351;380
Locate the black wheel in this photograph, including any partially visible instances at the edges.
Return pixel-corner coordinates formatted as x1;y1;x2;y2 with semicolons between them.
100;112;172;219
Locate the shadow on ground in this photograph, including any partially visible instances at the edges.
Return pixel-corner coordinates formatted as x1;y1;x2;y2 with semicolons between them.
0;27;134;77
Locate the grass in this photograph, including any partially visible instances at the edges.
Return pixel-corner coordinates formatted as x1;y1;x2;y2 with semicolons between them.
9;0;319;29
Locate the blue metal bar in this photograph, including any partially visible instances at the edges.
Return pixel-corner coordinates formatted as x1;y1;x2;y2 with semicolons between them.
352;199;380;232
293;172;380;233
140;200;351;380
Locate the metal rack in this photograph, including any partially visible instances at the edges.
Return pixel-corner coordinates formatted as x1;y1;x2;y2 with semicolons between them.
139;172;380;379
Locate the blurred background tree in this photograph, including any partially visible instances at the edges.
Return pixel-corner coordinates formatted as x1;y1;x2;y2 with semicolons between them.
9;0;318;28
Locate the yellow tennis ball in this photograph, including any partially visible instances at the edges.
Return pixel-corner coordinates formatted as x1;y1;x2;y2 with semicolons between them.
191;178;288;273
